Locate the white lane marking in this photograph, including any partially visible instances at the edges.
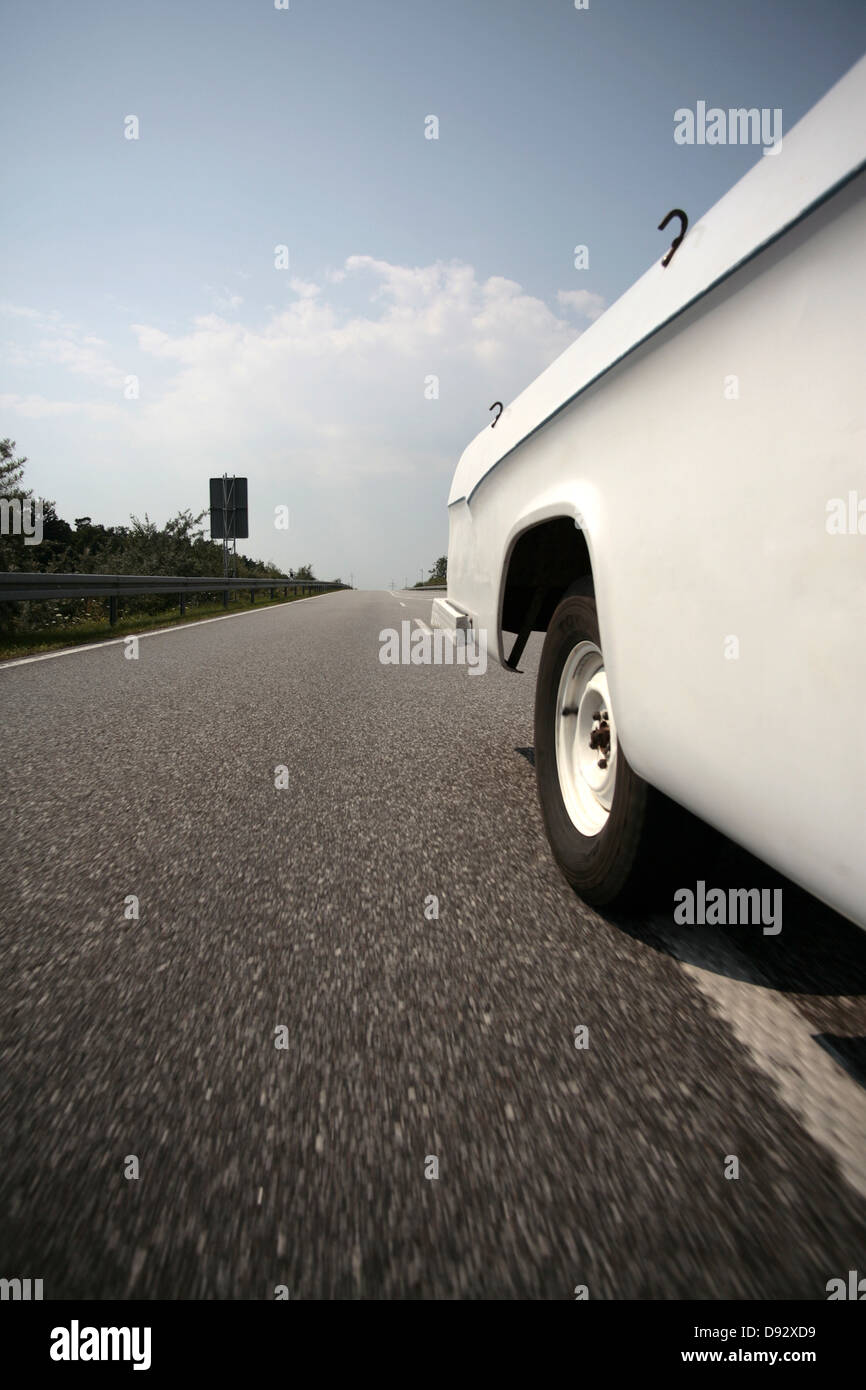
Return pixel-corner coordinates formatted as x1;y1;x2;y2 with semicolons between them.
0;592;338;670
654;920;866;1199
414;618;433;635
399;602;406;608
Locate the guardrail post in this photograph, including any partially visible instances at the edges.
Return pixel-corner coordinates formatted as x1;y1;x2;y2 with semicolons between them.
250;588;255;604
179;594;186;616
109;595;118;626
223;590;229;609
270;587;274;601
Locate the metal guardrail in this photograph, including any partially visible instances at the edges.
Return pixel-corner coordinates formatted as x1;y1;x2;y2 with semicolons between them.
0;572;347;623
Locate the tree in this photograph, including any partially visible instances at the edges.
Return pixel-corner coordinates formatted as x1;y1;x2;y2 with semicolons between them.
429;556;447;583
0;437;29;499
0;439;57;625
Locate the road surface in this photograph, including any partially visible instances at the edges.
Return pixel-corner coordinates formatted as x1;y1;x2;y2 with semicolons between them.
1;588;864;1298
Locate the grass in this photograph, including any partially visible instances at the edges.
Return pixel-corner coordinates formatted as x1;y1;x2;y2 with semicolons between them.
0;589;323;661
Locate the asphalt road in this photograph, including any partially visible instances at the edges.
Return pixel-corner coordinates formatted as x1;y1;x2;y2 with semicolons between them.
1;588;864;1299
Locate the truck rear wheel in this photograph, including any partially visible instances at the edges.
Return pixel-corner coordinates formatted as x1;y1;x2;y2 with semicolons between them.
534;591;650;907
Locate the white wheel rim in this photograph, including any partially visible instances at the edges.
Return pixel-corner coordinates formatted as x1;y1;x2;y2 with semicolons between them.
554;640;617;837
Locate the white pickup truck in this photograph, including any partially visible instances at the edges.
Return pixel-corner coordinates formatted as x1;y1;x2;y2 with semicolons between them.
433;56;866;927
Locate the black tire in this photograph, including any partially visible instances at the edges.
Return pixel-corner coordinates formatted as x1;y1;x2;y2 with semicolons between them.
534;591;651;907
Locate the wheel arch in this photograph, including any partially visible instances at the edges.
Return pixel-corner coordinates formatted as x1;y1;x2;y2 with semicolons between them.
498;509;596;669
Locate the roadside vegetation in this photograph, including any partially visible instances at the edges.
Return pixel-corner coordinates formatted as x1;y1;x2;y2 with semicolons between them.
0;588;320;661
1;437;333;656
413;556;447;587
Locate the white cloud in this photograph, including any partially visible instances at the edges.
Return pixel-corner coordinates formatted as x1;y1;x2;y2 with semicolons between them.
114;258;588;479
288;277;320;299
1;260;602;581
0;304;128;388
34;335;127;388
557;288;607;322
205;285;245;313
0;303;64;326
0;392;122;420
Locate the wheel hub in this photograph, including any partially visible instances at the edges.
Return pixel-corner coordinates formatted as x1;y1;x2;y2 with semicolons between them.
554;641;617;836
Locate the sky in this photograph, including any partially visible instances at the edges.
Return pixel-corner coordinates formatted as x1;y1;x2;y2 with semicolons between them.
2;0;864;588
